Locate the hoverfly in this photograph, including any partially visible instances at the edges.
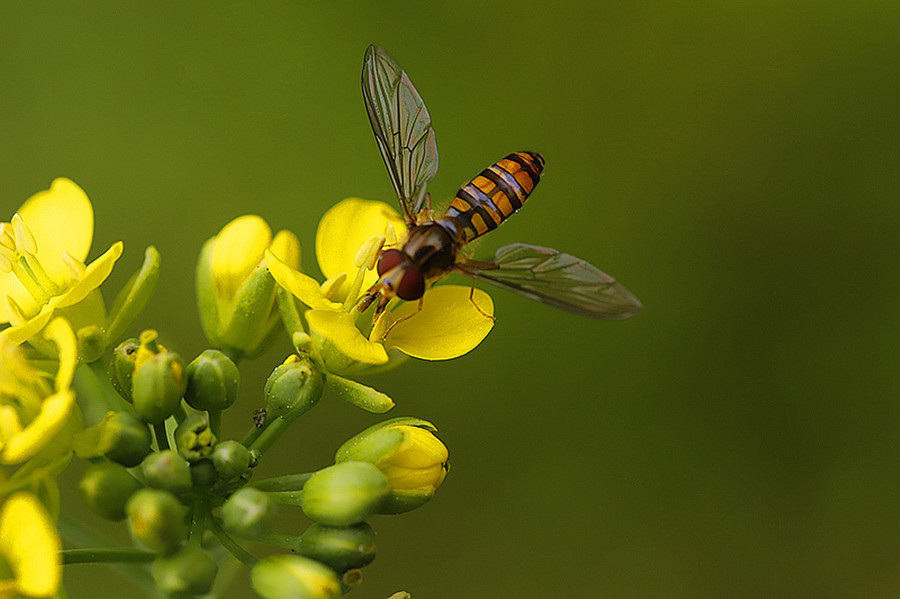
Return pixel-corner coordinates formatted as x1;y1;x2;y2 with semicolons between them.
359;44;641;322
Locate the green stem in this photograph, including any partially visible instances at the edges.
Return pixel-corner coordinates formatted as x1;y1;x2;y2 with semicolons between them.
208;408;222;439
250;473;314;492
58;513;160;598
153;422;169;451
249;416;293;455
265;490;304;506
62;548;156;565
189;497;207;548
207;515;258;568
241;415;267;448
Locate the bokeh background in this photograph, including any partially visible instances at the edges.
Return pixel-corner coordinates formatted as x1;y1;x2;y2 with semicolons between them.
3;2;900;598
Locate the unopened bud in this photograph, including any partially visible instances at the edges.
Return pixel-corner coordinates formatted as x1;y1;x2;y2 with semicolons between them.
184;349;239;411
298;522;376;572
151;546;217;597
301;462;390;526
125;488;187;554
263;356;322;421
132;352;187;424
211;440;254;481
141;450;192;494
336;418;448;514
110;339;140;401
80;461;143;521
222;487;277;539
251;555;341;599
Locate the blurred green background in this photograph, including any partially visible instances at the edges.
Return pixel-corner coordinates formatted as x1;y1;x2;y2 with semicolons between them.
3;2;900;598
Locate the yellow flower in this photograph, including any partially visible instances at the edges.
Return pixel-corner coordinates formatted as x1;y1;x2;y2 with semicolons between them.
0;492;61;598
197;215;301;359
0;178;123;346
266;198;494;375
335;418;448;514
0;318;78;465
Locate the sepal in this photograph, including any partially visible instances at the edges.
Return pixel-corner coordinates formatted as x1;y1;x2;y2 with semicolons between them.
105;245;161;345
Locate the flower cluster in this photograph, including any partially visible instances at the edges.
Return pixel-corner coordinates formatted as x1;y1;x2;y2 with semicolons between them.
0;180;493;598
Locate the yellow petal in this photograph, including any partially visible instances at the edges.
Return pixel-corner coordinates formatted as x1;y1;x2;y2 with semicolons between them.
270;230;301;269
43;318;77;391
53;241;123;310
266;251;341;311
16;178;93;280
0;278;37;327
213;215;272;301
383;286;494;360
1;390;75;464
315;198;406;295
0;493;61;597
306;310;388;366
0;306;54;345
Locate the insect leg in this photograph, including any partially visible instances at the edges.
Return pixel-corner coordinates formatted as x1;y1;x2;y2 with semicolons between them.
379;296;424;341
468;277;495;322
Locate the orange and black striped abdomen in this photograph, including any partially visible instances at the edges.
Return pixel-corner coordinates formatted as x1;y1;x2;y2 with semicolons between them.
440;151;544;242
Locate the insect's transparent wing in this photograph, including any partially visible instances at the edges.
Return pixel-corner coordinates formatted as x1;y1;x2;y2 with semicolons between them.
362;44;438;223
459;243;642;319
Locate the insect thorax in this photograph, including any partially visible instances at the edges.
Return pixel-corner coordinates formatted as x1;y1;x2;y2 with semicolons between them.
402;222;458;280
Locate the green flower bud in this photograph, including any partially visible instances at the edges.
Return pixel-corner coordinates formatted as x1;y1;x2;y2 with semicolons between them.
301;462;390;526
251;554;341;599
211;440;254;481
174;414;216;462
110;338;140;401
79;461;143;521
263;356;322;422
222;487;277;539
102;411;152;467
141;450;192;494
336;418;448;514
189;459;219;488
196;218;300;360
297;523;376;572
125;488;187;554
151;545;217;598
77;325;106;364
132;352;187;424
73;410;152;467
184;349;239;411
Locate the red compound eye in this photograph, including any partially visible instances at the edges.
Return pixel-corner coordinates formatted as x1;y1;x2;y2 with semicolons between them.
377;249;404;276
397;267;425;301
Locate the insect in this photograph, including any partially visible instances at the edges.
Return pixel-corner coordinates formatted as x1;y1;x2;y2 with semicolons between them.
359;44;642;322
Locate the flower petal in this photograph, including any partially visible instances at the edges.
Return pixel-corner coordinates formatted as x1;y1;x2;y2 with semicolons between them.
307;310;388;367
270;230;301;269
54;241;124;310
16;178;93;279
213;215;272;301
0;306;54;346
43;318;77;391
382;286;494;360
315;198;406;294
266;251;341;311
0;493;61;597
0;277;37;327
0;390;75;464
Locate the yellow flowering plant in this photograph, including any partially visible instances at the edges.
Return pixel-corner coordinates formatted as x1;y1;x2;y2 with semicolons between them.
0;45;641;599
0;178;159;361
266;197;494;373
